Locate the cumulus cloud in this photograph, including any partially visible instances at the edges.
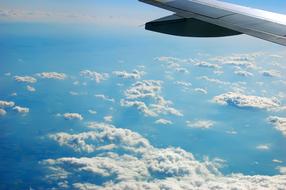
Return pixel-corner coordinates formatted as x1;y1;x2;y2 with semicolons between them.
104;115;113;123
155;56;189;74
88;110;97;115
0;109;6;116
194;88;208;95
121;80;182;117
175;81;192;91
190;60;220;69
212;92;281;111
256;144;270;151
267;116;286;137
63;113;83;121
113;70;145;80
95;94;115;103
234;69;253;77
14;76;37;83
13;106;29;114
210;53;257;69
198;76;229;85
37;72;67;80
273;159;283;164
155;119;173;125
26;85;36;92
277;166;286;175
186;120;215;129
0;100;15;108
43;122;286;190
80;70;109;83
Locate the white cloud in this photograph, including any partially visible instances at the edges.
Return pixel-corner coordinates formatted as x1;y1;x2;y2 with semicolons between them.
37;72;67;80
234;69;253;77
212;92;281;111
104;115;113;123
14;76;37;83
113;70;145;80
190;60;220;69
256;144;270;151
277;166;286;175
210;53;257;69
0;109;6;116
155;57;189;74
120;100;157;117
88;110;97;115
26;85;36;92
43;122;286;190
95;94;115;103
186;120;215;129
13;106;29;114
0;100;15;108
267;116;286;137
273;159;283;164
155;119;173;125
194;88;208;95
121;80;182;117
80;70;109;83
63;113;83;121
198;76;229;85
69;91;79;96
261;70;281;77
175;81;192;91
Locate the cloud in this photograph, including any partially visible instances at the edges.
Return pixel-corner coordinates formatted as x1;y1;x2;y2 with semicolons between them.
256;144;270;151
277;167;286;175
155;57;189;74
43;122;286;189
95;94;115;103
261;70;281;77
190;60;220;69
26;85;36;92
155;119;173;125
37;72;67;80
88;110;97;115
267;116;286;137
13;106;29;114
234;69;253;77
120;100;157;117
80;70;109;83
14;76;37;83
0;109;7;116
121;80;182;117
113;70;145;80
104;116;113;123
175;81;192;91
273;159;283;164
210;53;258;69
186;120;215;129
198;76;229;85
0;100;15;108
63;113;83;121
194;88;208;95
212;92;281;111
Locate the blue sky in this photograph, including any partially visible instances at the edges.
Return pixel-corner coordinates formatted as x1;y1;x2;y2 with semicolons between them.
0;0;285;25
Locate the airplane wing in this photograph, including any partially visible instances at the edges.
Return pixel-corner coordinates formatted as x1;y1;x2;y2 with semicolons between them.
139;0;286;46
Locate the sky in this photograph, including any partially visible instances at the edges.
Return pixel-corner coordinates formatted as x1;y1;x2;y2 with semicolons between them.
1;0;286;189
0;0;286;26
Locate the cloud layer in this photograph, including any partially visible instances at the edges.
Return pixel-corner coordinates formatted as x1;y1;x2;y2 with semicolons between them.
213;92;281;111
43;122;286;190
